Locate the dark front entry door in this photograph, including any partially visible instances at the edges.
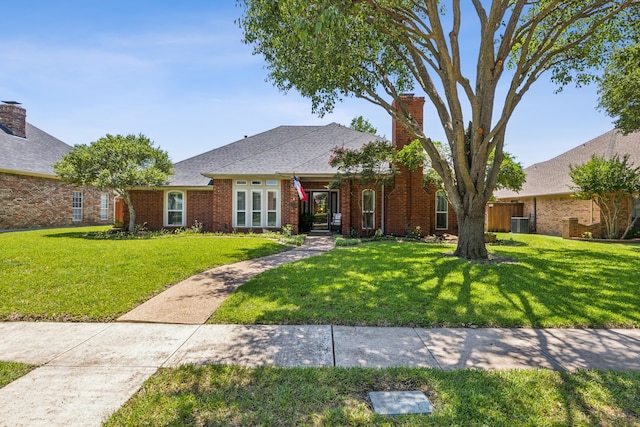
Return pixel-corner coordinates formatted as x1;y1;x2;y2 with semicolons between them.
311;191;329;230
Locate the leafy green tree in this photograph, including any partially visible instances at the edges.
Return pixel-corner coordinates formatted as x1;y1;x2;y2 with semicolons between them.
492;152;526;193
569;154;640;239
54;134;174;232
240;0;637;259
597;44;640;134
350;116;378;135
329;140;396;189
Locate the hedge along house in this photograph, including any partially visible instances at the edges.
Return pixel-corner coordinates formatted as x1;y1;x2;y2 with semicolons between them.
494;129;640;238
0;101;115;230
125;94;457;236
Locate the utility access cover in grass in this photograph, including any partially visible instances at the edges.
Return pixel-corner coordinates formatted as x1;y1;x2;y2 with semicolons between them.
369;391;433;415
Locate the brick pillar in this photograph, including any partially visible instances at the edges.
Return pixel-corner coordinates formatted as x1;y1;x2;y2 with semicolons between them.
212;179;232;232
282;178;301;234
562;217;579;239
341;181;352;235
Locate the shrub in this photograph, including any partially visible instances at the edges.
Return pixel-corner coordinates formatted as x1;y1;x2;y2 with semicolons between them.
335;236;361;246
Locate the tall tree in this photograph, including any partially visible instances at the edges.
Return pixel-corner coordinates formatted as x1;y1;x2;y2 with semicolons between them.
54;134;174;232
569;154;640;239
597;44;640;134
240;0;638;259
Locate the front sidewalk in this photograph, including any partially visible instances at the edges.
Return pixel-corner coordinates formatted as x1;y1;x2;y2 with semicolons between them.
1;322;640;426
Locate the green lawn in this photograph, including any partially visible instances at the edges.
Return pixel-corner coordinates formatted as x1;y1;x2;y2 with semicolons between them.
4;230;640;424
0;227;284;321
210;234;640;328
0;361;34;388
104;365;640;426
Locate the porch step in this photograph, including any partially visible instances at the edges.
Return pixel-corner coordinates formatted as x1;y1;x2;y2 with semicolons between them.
307;230;333;236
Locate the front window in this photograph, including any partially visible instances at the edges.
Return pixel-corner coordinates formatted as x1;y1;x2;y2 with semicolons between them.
72;191;83;222
252;190;262;227
362;189;375;230
267;190;278;227
233;179;280;228
632;197;640;231
100;194;109;221
236;190;247;227
166;191;185;226
436;190;448;230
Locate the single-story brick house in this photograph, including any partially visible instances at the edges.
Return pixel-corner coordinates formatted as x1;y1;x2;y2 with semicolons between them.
126;94;458;236
495;129;640;237
0;101;115;230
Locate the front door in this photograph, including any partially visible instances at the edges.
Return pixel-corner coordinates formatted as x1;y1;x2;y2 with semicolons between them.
311;191;329;230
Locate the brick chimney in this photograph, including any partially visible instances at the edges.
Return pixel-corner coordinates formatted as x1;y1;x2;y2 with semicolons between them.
386;93;429;237
0;101;27;138
392;93;425;149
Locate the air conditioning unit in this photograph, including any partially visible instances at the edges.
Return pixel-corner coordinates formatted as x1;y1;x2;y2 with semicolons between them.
511;217;529;234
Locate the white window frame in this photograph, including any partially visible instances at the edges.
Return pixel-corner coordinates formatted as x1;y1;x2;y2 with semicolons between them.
235;189;248;227
165;190;186;227
632;196;640;218
362;189;375;230
251;190;262;227
72;191;83;222
267;189;278;227
100;193;109;221
232;179;280;228
436;190;448;230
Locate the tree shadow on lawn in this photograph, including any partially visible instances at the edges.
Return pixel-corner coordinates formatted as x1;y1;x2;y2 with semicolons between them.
212;241;640;328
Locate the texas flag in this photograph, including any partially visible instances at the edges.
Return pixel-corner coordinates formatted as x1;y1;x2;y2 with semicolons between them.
293;176;308;202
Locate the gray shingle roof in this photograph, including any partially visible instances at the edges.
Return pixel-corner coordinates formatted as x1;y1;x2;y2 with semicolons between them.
0;123;72;177
496;129;640;199
168;122;384;186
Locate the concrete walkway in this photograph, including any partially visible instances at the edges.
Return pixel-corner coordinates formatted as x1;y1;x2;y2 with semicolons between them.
118;236;336;324
1;236;640;426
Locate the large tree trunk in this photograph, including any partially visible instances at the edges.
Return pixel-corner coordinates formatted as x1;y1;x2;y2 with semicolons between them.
453;205;488;260
120;191;136;233
127;205;136;233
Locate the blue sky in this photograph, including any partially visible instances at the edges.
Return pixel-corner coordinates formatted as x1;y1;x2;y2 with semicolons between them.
1;1;616;166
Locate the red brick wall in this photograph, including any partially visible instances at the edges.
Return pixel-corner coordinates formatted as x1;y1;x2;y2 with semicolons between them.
125;190;164;230
125;188;215;232
0;172;114;230
186;190;214;231
334;179;457;237
281;178;300;233
212;179;232;232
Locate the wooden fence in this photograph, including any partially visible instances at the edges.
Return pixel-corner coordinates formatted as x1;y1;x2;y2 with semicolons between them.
486;202;524;232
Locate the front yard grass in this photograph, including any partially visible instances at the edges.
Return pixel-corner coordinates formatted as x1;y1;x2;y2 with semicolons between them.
105;365;640;426
0;227;284;321
0;361;34;388
210;234;640;328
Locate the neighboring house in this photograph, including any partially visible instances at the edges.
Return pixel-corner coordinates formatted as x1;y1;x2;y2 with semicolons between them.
0;101;114;230
125;94;458;236
495;129;640;237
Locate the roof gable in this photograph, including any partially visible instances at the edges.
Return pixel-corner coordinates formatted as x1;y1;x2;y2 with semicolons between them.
0;123;72;177
169;123;385;186
496;129;640;199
